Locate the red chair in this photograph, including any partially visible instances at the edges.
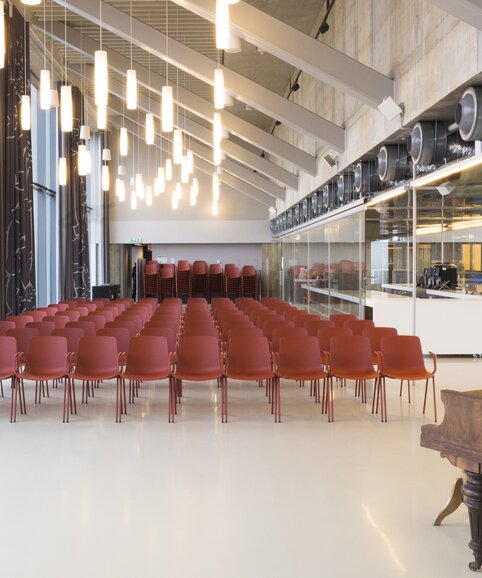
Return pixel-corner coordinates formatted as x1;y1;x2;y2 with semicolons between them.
208;264;224;300
119;336;172;422
79;315;105;332
43;315;69;330
56;310;80;322
224;336;275;421
329;313;357;328
275;336;328;422
241;265;257;298
304;319;334;336
378;335;437;422
192;261;208;298
68;306;89;318
67;336;120;418
344;319;375;335
262;318;293;341
225;267;242;300
326;335;381;422
15;336;69;421
90;309;115;324
362;327;398;364
271;326;308;353
118;313;143;335
6;327;40;364
182;325;219;338
0;321;15;335
97;327;131;366
176;260;192;300
0;336;19;418
83;303;97;313
21;310;47;322
293;313;318;328
54;303;69;312
317;327;353;364
143;261;160;299
159;267;176;300
227;326;263;341
52;327;85;360
65;321;96;337
25;321;55;336
140;327;177;354
171;336;224;422
6;315;34;328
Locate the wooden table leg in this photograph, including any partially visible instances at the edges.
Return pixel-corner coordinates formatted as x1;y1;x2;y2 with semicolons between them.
462;471;482;571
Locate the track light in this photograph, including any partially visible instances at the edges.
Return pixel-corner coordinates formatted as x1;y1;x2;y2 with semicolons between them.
291;81;300;92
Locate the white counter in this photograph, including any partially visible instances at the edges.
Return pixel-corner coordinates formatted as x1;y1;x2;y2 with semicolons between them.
382;283;482;300
301;283;482;355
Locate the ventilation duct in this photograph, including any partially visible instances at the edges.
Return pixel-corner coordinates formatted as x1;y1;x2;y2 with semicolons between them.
311;190;320;218
456;86;482;141
322;181;337;210
293;204;300;227
407;121;448;165
337;172;354;204
300;198;309;223
377;144;408;182
354;160;378;195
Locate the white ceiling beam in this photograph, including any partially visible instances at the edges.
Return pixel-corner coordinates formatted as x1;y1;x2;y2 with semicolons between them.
170;0;394;108
72;64;285;200
425;0;482;29
52;0;345;151
40;21;315;177
109;113;272;208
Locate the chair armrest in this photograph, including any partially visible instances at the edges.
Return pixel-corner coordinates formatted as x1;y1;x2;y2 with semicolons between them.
429;351;437;374
271;351;279;373
14;352;23;373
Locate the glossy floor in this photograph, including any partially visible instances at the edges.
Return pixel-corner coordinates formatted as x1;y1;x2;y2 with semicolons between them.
1;358;479;578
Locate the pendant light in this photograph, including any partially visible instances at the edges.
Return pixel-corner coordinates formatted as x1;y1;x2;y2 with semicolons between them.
60;85;73;132
186;149;194;175
97;105;107;130
0;1;5;70
176;182;182;200
157;166;165;193
80;125;91;140
136;173;145;199
118;165;126;176
95;50;108;107
224;93;234;107
190;185;197;207
216;0;230;50
120;127;128;156
146;185;153;206
212;200;219;216
173;129;183;165
20;0;41;5
181;156;189;184
145;113;155;145
116;178;126;202
39;2;51;110
165;158;173;181
78;144;90;176
213;142;222;167
192;177;199;197
21;95;31;131
58;157;67;186
126;69;137;110
226;32;241;53
213;112;222;145
213;172;220;202
130;189;137;210
102;165;110;191
214;68;224;110
171;190;178;210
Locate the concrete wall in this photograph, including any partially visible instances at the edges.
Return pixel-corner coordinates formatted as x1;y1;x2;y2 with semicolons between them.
274;0;481;211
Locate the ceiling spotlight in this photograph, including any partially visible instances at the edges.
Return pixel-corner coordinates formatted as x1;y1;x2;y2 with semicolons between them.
275;120;281;127
378;96;403;121
319;22;330;34
268;206;277;216
322;154;337;168
436;181;456;196
260;151;265;159
291;82;300;92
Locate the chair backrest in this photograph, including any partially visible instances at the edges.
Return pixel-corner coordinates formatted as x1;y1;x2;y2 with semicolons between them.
57;310;80;322
79;315;105;332
209;263;222;275
241;265;256;277
278;336;322;374
6;315;34;328
192;261;207;275
293;313;318;328
0;336;18;377
22;310;47;322
344;319;375;335
176;336;222;378
182;325;219;338
0;321;16;335
226;336;272;376
43;315;69;329
125;336;170;377
317;326;353;354
329;313;357;328
52;327;85;354
97;327;131;354
380;335;426;373
54;303;70;311
262;318;294;341
65;321;96;337
26;321;55;336
6;327;40;353
145;318;180;333
227;325;263;340
68;306;89;317
24;336;68;376
271;326;308;352
144;262;160;275
362;327;398;353
140;326;176;353
304;319;335;336
75;336;119;378
90;309;115;323
329;335;375;373
118;313;143;334
160;267;174;279
177;260;191;271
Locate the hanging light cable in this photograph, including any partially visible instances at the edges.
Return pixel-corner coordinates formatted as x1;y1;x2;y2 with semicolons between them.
20;6;31;131
161;1;173;132
39;0;51;110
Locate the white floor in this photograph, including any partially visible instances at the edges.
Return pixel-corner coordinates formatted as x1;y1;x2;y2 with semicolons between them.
0;357;480;578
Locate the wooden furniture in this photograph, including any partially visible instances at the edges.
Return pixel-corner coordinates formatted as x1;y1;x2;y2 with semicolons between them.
420;389;482;571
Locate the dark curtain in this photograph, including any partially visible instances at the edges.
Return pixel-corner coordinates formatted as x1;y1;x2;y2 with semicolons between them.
0;7;36;317
58;84;90;300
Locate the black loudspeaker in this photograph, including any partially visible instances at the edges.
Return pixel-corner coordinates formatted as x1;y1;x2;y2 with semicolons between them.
92;284;121;299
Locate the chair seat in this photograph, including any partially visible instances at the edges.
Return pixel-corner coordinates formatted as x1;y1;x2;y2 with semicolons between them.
226;369;274;381
173;370;222;381
278;369;327;381
383;369;434;380
331;369;379;380
122;370;170;382
17;370;67;381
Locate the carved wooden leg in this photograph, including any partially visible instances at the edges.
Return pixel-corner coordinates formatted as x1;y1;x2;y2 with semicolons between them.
433;477;464;526
462;471;482;571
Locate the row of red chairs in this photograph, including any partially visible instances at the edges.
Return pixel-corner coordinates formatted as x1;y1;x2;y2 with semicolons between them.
144;261;258;301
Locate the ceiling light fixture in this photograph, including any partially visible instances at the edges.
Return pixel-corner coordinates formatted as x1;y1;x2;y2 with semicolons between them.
120;127;128;156
58;157;67;186
365;185;407;207
411;153;482;187
215;0;230;50
173;129;183;165
214;68;224;110
21;9;30;131
145;113;155;145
